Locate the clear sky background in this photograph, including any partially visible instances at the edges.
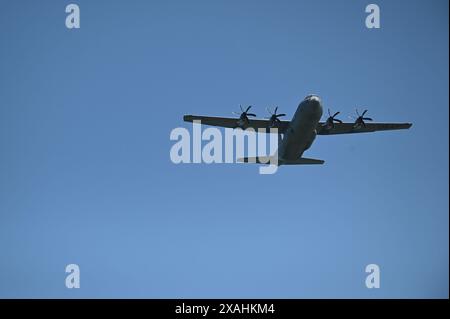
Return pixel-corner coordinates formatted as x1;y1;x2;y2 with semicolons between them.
0;0;448;298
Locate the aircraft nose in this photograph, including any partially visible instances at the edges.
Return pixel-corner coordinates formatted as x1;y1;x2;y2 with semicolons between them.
306;95;323;117
307;95;321;103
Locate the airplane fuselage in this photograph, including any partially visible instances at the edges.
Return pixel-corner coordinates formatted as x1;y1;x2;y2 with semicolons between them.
278;95;323;161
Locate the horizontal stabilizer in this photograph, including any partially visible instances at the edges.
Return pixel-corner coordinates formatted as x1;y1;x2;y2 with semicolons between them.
237;156;277;164
282;157;324;165
237;156;324;165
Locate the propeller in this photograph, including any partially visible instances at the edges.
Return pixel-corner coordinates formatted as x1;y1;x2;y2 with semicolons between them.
350;109;373;128
265;106;286;128
323;108;342;129
233;105;256;126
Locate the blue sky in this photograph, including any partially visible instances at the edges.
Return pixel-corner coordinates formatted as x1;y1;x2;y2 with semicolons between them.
0;0;448;298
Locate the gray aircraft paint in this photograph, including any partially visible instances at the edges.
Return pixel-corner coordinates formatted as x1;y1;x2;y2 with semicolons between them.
278;95;323;161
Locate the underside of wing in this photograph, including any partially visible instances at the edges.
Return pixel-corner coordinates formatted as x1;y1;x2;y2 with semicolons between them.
316;122;412;135
183;115;289;133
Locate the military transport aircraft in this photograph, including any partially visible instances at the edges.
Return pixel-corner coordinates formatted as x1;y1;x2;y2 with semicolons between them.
183;95;412;165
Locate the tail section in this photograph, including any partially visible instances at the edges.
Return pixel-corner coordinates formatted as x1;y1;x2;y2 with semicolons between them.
281;157;324;165
237;156;277;164
237;156;324;165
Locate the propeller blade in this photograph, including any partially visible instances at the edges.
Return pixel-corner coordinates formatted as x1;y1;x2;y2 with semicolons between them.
276;113;286;117
333;111;340;117
363;117;373;121
239;104;244;112
362;110;368;116
247;113;256;117
334;119;343;123
274;106;278;114
245;105;252;113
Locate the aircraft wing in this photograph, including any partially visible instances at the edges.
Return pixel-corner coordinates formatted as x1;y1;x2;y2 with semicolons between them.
316;122;412;135
183;115;290;133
